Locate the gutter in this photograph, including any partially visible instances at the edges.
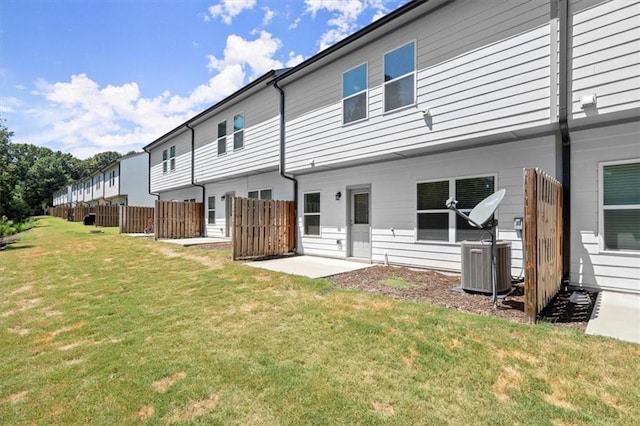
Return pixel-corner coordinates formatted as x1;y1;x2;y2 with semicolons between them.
186;123;206;237
273;80;298;252
558;0;571;284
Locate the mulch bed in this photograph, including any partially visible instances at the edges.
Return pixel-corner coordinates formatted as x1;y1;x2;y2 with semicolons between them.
328;265;596;331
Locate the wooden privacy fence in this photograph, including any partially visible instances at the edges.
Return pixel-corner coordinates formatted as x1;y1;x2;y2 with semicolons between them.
48;206;68;219
119;206;155;234
93;205;119;227
232;197;295;260
155;200;203;239
524;168;563;323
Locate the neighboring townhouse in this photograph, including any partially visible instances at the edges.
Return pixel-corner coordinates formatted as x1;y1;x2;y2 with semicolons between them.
55;152;155;209
269;0;639;293
101;153;155;207
52;186;71;207
143;70;294;239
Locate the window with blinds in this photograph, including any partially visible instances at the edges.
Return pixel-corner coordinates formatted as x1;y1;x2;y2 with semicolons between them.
602;161;640;251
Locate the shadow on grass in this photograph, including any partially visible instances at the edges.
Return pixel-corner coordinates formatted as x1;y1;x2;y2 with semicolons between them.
1;244;35;251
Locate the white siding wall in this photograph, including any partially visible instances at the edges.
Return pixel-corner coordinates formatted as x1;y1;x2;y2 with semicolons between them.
103;164;120;200
158;188;201;203
92;173;104;201
571;122;640;293
283;0;552;173
297;136;557;274
120;154;155;207
204;171;294;238
149;130;192;193
194;88;280;183
570;0;640;122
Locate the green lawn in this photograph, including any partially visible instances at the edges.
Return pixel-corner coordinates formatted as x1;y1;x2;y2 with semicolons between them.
1;217;638;425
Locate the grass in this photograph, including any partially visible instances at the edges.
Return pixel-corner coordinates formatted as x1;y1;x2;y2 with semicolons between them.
379;277;412;289
1;217;639;424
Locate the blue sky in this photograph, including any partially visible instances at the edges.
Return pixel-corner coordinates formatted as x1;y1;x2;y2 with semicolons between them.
1;0;407;159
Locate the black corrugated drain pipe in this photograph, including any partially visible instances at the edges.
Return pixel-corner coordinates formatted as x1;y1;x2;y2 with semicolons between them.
273;80;298;252
186;123;206;237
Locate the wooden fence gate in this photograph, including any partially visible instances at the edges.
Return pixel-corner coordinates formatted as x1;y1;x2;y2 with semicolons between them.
119;206;155;234
524;168;564;323
232;197;295;260
155;200;203;239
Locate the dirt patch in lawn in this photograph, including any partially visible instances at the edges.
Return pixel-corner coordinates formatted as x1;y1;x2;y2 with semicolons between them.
329;265;596;330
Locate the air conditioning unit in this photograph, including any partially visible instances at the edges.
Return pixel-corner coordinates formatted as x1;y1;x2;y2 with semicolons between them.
461;241;512;293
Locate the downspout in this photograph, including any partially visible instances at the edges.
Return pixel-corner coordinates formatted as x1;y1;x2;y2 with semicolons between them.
186;122;206;237
558;0;571;285
145;150;160;200
273;80;298;252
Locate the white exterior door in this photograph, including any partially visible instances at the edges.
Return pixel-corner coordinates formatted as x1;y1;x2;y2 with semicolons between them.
225;192;235;238
349;188;371;259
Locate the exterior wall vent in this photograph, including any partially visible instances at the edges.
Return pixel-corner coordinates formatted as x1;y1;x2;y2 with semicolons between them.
461;241;512;293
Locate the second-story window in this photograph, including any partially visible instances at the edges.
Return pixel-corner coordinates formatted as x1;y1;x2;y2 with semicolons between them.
169;146;176;171
384;41;416;112
233;114;244;150
162;150;168;173
96;177;100;190
343;63;368;124
217;121;227;155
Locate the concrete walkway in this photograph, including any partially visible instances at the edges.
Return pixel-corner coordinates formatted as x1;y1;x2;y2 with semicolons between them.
158;237;230;246
246;255;373;278
586;291;640;344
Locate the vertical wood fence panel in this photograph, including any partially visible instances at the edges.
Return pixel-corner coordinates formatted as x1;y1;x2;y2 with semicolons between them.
232;197;295;260
524;168;564;323
94;205;119;227
154;200;203;239
119;206;155;234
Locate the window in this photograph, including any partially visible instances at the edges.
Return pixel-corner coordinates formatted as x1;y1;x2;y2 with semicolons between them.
169;146;176;171
233;114;244;149
601;161;640;251
384;41;415;112
85;182;90;193
162;146;175;172
217;121;226;155
96;177;101;190
248;189;272;200
343;63;367;124
417;176;495;242
304;192;320;236
208;196;215;224
183;199;196;203
162;149;168;173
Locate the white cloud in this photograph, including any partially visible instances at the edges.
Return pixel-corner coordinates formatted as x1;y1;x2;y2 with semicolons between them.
305;0;397;50
207;0;256;24
207;31;284;78
20;30;294;159
0;97;23;113
286;52;305;68
288;17;301;30
305;0;364;50
262;7;275;26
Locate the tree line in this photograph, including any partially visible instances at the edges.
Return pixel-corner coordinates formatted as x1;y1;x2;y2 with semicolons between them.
1;119;131;222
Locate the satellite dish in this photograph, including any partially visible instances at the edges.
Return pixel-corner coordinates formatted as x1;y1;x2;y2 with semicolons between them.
468;189;505;228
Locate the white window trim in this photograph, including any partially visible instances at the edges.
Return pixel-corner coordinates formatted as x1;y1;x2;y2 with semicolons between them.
382;40;417;114
248;188;273;200
303;191;321;237
233;113;245;151
217;120;227;156
415;173;498;244
598;158;640;255
169;145;176;172
208;196;216;224
342;62;369;126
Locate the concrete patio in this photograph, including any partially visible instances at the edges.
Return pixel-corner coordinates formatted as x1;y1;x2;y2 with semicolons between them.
246;255;373;278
